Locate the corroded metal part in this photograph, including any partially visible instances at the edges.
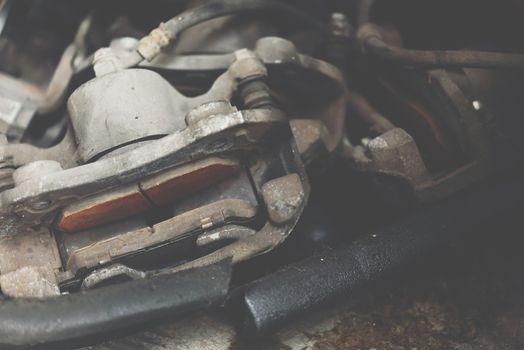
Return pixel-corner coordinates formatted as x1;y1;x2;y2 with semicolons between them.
196;225;257;248
143;37;345;95
0;229;62;297
355;128;493;202
65;198;258;273
68;69;188;162
55;169;259;278
0;45;293;236
290;119;330;165
262;174;305;225
66;199;257;272
0;108;286;229
69;47;268;162
356;128;432;189
168;172;308;273
0;266;60;299
350;69;495;202
143;36;347;151
0;229;62;275
0;37;315;299
81;264;147;290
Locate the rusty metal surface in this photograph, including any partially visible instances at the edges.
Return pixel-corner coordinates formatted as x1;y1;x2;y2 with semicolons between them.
0;45;291;228
169;170;308;274
64;198;257;274
290;119;330;165
0;266;59;299
0;108;286;229
55;168;260;277
0;229;62;298
261;174;305;225
0;3;520;347
0;21;335;298
0;229;62;275
142;36;345;95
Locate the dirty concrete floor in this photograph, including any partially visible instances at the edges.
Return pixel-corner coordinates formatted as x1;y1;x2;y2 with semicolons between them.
88;214;524;350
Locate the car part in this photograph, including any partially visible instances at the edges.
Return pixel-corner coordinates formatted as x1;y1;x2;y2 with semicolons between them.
0;259;232;347
0;0;345;300
240;170;524;334
0;0;522;347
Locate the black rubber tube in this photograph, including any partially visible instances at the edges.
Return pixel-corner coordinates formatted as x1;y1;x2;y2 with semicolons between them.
0;259;232;348
126;0;328;67
163;0;327;39
240;173;524;334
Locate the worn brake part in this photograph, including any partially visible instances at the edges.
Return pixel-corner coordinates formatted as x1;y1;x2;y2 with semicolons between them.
0;30;342;298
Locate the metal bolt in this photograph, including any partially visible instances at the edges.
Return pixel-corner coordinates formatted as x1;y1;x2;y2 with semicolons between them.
239;78;274;109
93;48;124;77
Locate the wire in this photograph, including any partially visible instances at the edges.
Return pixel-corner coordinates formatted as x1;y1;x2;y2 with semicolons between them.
129;0;327;65
163;0;326;38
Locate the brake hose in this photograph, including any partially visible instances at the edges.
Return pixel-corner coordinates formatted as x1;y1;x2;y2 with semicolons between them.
359;24;524;70
121;0;327;68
